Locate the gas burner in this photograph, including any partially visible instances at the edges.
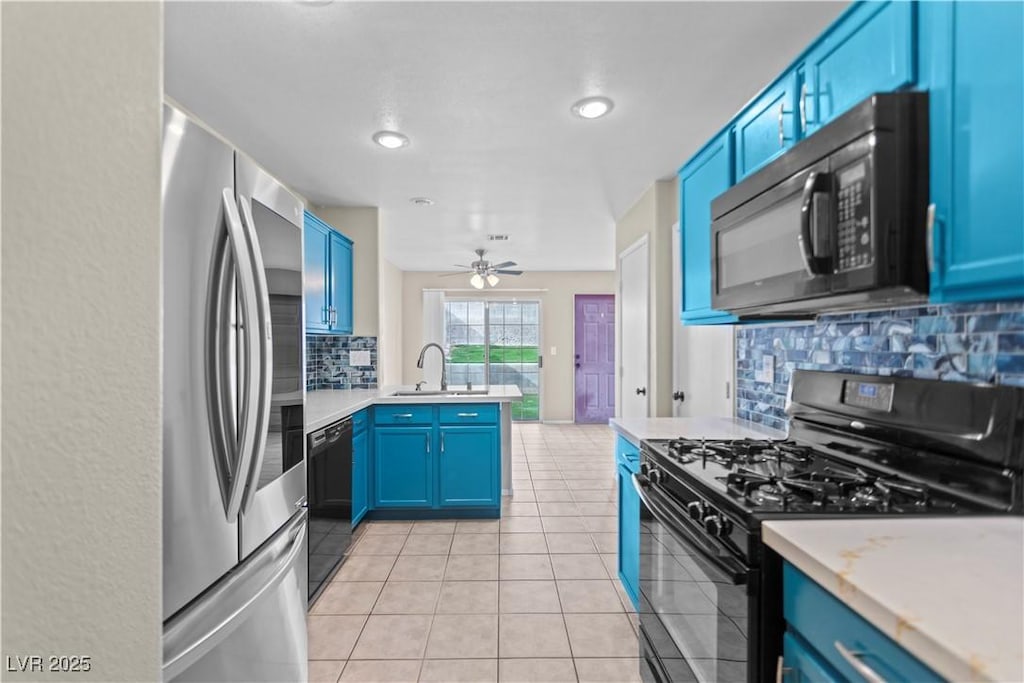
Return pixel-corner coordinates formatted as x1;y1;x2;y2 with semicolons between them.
751;483;792;505
849;486;886;507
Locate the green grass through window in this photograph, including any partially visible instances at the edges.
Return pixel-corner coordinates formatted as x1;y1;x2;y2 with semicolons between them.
448;344;539;364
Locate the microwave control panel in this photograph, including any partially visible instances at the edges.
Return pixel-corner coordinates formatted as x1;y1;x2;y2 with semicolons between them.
836;160;873;272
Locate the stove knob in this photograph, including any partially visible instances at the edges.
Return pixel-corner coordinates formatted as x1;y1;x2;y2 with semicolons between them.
703;514;720;536
686;501;705;521
648;468;664;485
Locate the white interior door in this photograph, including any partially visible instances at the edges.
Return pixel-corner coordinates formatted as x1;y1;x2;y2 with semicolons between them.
619;237;649;418
672;223;735;417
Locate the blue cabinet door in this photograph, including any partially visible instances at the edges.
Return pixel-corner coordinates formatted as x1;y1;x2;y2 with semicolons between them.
352;427;369;526
679;132;738;325
784;563;943;682
734;70;800;180
303;212;330;333
373;427;433;507
782;632;842;683
804;1;915;134
920;0;1024;303
329;231;353;334
438;426;499;508
617;462;640;609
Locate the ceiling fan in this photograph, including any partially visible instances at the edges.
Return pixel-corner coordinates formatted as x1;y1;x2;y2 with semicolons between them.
442;248;523;288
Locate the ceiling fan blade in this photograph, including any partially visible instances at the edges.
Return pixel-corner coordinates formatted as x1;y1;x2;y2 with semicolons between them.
490;261;517;269
452;264;473;269
439;271;473;277
493;269;523;275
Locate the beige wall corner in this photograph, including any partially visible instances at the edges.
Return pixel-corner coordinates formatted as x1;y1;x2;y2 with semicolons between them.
310;205;380;337
1;2;163;680
378;258;405;387
400;271;615;422
614;177;679;418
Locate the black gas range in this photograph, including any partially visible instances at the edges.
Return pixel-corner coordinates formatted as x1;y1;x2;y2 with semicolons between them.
634;370;1023;683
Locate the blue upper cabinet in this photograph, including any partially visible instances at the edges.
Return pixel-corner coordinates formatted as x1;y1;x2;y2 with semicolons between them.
804;1;915;134
734;69;801;181
920;0;1024;303
304;211;354;335
680;132;738;325
304;215;331;333
329;231;354;334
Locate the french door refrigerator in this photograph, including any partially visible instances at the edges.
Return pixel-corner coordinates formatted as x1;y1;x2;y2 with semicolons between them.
161;104;308;682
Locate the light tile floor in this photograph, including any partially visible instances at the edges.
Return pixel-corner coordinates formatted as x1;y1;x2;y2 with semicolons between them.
308;423;641;683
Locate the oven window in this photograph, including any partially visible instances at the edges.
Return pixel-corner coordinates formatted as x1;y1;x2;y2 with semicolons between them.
718;192;806;289
639;517;749;683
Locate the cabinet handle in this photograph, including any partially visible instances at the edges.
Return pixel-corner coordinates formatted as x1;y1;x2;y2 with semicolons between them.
834;641;887;683
425;434;430;454
778;103;785;147
393;413;414;419
330;306;337;326
799;82;808;132
456;412;479;418
440;433;445;453
926;203;937;274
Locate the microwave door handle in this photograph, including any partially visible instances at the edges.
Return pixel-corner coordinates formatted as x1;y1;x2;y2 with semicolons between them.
799;171;831;276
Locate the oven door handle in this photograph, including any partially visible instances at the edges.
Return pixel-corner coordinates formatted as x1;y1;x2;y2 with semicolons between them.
798;170;832;277
632;473;748;584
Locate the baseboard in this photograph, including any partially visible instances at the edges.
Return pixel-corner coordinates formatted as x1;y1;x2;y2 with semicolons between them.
542;420;574;424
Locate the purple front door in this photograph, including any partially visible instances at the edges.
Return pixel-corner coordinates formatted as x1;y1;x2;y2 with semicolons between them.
574;294;615;424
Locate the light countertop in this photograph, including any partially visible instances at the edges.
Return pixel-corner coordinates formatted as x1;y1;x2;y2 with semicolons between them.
609;416;787;446
304;385;523;433
763;517;1024;683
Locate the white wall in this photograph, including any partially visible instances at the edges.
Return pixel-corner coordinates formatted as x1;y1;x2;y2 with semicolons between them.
1;3;163;679
310;205;380;337
378;258;405;386
615;179;678;417
401;271;616;422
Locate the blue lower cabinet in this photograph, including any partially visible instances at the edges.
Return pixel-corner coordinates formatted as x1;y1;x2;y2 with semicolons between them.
373;427;433;507
783;562;942;682
439;426;499;507
370;404;501;515
615;436;641;609
352;424;369;527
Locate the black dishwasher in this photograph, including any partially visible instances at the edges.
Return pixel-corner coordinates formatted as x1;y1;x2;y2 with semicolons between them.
306;417;353;604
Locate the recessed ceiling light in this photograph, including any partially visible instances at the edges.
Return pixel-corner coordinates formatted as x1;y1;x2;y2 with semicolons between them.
571;96;614;120
372;131;409;149
409;197;434;206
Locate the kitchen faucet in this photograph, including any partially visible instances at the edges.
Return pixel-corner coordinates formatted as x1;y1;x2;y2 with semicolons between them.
416;343;448;391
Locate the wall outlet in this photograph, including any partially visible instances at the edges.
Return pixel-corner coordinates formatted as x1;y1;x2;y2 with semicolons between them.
349;350;372;367
755;354;775;383
550;346;557;356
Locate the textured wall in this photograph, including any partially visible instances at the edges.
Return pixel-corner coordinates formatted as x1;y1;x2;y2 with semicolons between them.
735;301;1024;431
306;335;378;390
378;258;404;387
1;3;162;679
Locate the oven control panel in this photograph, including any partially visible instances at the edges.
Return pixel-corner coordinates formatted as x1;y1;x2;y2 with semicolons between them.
842;379;894;412
835;159;873;273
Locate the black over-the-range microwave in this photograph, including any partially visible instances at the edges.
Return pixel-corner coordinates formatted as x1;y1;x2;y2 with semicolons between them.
710;92;930;318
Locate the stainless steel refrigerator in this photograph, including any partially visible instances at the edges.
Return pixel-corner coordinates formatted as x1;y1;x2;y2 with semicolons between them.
161;103;308;682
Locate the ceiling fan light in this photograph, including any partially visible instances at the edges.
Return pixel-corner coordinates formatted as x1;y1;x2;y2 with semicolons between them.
470;273;485;289
486;274;500;287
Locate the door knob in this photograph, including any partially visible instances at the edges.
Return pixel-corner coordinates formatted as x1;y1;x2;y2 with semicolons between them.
673;390;685;402
575;363;581;369
636;387;647;396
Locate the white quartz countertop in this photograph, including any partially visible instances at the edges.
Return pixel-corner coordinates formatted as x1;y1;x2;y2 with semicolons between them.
762;517;1024;683
609;416;786;446
305;385;523;433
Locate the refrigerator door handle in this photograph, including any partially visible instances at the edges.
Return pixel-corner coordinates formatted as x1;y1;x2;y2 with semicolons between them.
212;188;261;522
236;195;274;514
162;511;306;680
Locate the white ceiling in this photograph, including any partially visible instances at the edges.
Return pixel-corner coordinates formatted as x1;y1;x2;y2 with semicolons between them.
165;1;846;272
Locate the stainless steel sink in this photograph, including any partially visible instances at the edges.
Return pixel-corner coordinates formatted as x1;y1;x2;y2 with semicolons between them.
390;389;490;397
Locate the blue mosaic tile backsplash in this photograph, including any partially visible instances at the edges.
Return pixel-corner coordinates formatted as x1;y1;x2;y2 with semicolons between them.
735;301;1024;432
306;335;378;391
